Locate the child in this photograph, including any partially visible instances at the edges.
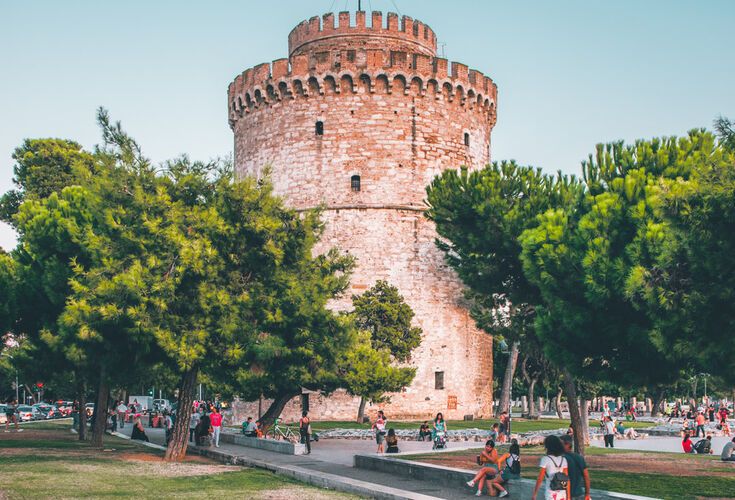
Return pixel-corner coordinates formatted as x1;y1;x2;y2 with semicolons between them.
386;428;399;453
418;421;431;441
489;423;500;441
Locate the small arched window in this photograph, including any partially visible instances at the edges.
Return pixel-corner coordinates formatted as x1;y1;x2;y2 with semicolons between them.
464;132;470;147
315;120;324;136
351;175;361;192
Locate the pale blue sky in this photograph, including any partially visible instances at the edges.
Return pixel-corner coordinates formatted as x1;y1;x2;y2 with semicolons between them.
1;0;733;250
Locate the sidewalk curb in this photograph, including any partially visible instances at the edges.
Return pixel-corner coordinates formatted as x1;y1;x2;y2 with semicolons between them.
192;446;440;500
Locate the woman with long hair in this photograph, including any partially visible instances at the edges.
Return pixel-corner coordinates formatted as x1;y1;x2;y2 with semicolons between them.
532;435;570;500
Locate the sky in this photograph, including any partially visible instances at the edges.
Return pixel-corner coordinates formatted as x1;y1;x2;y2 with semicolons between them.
1;0;733;250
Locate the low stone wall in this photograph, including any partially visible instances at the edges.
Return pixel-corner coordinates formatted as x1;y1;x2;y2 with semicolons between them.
316;427;648;445
354;454;658;500
219;433;308;455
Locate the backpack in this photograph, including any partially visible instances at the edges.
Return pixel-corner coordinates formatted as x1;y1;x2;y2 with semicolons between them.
506;454;521;475
546;455;569;491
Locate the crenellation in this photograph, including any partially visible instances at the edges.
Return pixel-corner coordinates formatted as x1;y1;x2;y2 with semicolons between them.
322;12;335;31
338;11;350;30
387;12;399;31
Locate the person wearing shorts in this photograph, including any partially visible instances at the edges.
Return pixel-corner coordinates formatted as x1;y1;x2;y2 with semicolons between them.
4;398;20;432
466;439;500;496
372;410;387;453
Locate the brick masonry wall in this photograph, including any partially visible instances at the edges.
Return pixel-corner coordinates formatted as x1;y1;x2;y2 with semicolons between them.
229;11;496;420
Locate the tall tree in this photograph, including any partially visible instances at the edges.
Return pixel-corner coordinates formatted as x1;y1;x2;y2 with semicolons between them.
426;162;582;417
348;280;421;421
0;139;94;224
519;133;715;433
628;128;735;385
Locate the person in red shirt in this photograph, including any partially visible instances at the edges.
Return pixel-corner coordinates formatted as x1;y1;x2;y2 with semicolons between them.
210;407;223;448
682;431;695;454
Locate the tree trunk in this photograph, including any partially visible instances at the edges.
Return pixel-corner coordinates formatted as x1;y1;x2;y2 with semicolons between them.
554;387;564;419
528;377;538;417
496;341;519;417
165;366;199;462
91;367;110;448
650;388;665;417
77;382;87;441
356;397;367;423
580;398;591;446
260;390;301;429
563;368;585;456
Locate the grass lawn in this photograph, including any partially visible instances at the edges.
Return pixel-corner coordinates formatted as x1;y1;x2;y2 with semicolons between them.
306;417;652;433
403;444;735;500
0;424;352;499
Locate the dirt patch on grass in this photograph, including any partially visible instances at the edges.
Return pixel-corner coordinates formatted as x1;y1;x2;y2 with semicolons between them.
64;460;241;477
254;486;351;499
413;450;735;477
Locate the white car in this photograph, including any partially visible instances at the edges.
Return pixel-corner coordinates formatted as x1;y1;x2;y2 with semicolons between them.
16;405;37;421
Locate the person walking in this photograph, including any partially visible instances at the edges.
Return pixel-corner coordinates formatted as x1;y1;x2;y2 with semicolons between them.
299;411;312;454
532;435;570;500
116;400;128;429
210;407;223;448
163;411;173;445
372;410;387;453
189;409;200;442
560;435;590;500
695;412;706;438
603;416;615;448
4;398;20;433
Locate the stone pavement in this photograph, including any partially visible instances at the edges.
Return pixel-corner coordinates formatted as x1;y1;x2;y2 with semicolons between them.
113;425;658;499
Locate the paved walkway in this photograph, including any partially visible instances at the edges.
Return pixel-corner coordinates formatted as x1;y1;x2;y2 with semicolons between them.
114;425;483;499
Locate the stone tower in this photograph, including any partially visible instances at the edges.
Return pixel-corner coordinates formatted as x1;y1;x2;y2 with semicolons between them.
228;10;497;420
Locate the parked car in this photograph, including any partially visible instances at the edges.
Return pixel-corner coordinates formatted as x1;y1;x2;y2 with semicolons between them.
33;403;61;419
55;401;74;416
16;405;39;421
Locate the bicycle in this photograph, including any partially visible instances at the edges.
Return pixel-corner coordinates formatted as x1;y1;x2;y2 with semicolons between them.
265;417;299;443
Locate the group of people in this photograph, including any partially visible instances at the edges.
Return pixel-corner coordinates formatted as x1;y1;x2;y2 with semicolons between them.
679;407;731;437
188;404;223;447
681;432;735;461
466;434;590;500
372;410;398;453
597;416;639;448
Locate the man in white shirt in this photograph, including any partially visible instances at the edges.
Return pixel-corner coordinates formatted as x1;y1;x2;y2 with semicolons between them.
116;401;128;429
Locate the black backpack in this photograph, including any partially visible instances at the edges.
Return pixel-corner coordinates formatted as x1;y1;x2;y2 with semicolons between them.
506;454;521;475
546;455;569;491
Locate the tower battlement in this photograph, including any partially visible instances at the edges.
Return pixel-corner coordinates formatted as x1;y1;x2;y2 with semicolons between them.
228;50;497;129
288;11;436;57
